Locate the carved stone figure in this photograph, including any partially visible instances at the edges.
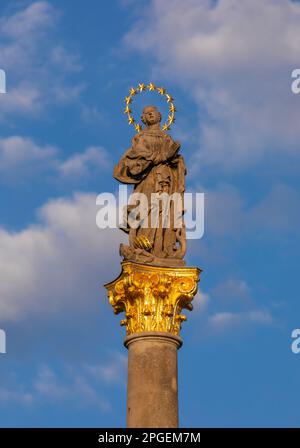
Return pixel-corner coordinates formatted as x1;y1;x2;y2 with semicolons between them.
113;105;186;267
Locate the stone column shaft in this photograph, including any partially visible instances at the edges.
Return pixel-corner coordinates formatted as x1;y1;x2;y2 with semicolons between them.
125;332;181;428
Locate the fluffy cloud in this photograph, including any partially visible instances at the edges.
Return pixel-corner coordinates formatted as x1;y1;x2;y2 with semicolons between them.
209;309;274;330
0;1;56;41
0;136;57;178
58;146;110;178
0;387;33;405
0;2;83;119
0;352;127;411
125;0;300;171
249;184;300;233
199;182;300;240
192;290;210;313
193;275;275;333
33;365;111;411
85;352;127;386
0;135;110;181
212;278;251;304
0;192;124;321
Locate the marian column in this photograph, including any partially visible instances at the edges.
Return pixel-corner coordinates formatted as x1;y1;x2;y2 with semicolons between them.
104;83;201;428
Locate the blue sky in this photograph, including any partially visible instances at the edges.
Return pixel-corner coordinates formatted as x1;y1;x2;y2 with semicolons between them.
0;0;300;427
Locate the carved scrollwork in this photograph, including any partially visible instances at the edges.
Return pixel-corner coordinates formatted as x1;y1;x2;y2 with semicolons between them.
105;261;201;336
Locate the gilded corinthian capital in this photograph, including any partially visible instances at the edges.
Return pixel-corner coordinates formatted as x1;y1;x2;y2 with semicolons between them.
104;261;201;336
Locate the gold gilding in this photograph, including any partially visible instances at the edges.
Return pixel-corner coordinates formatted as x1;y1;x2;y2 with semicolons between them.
104;262;201;336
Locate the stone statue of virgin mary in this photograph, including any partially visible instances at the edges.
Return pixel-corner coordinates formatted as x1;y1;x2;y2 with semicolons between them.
113;105;186;267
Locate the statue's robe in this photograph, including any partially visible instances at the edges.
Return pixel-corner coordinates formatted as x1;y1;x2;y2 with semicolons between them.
113;128;186;260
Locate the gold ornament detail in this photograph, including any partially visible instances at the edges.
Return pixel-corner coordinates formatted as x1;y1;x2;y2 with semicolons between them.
123;83;176;132
104;261;201;336
133;236;153;251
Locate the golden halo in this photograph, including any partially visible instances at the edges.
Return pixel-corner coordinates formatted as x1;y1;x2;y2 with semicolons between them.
123;82;176;132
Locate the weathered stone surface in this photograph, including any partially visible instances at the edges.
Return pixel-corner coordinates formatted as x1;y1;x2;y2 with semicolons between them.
125;332;182;428
114;105;186;267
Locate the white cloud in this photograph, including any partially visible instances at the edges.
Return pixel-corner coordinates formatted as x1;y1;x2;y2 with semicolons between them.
80;105;104;124
0;192;123;321
34;366;68;399
0;2;83;119
250;184;300;233
58;146;110;177
85;352;127;386
194;275;276;333
0;1;56;41
203;183;246;238
196;182;300;240
33;365;110;411
212;278;251;304
0;355;127;411
192;290;210;313
0;387;33;405
209;309;274;330
0;136;57;177
0;135;110;182
50;45;82;72
0;83;42;114
125;0;300;171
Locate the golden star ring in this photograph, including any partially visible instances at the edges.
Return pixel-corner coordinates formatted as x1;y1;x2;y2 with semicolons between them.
123;82;176;132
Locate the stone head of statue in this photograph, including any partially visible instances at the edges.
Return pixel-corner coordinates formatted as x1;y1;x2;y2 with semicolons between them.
141;106;162;127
